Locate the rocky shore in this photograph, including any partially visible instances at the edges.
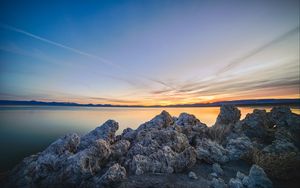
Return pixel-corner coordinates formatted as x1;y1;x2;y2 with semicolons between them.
1;105;300;188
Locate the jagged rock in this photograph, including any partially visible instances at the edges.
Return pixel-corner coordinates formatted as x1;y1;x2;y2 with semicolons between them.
111;139;131;160
121;128;136;141
212;163;224;176
128;146;196;175
175;112;208;143
210;177;226;188
61;139;111;184
226;136;253;160
128;129;190;158
136;110;173;131
216;105;241;125
43;133;80;155
236;171;246;180
95;163;127;186
79;120;119;150
195;138;229;164
229;178;244;188
239;109;273;144
252;139;300;179
241;165;272;188
209;172;219;179
270;106;300;147
210;105;241;144
188;171;198;179
174;146;197;172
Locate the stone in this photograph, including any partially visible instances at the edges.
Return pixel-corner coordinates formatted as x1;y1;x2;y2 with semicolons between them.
121;128;136;141
226;136;253;160
229;178;244;188
195;138;229;164
216;105;241;125
209;172;219;179
242;165;273;188
95;163;127;186
110;139;131;160
79;120;119;150
252;139;300;179
136;110;174;131
212;163;223;176
236;171;245;180
239;109;273;144
210;105;241;144
210;177;226;188
188;171;198;179
128;146;196;175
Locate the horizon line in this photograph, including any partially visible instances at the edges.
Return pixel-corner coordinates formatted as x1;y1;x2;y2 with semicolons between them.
0;98;299;107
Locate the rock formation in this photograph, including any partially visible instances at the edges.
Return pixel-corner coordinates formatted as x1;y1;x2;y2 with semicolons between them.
1;105;300;188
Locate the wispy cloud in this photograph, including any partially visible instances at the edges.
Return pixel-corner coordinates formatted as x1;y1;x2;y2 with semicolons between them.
0;23;120;68
217;26;299;75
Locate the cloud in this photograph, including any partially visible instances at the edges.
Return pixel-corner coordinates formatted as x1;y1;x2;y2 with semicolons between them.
0;23;121;68
217;26;299;75
89;97;139;104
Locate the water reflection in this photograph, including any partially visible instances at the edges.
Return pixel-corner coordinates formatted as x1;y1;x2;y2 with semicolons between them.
0;106;299;172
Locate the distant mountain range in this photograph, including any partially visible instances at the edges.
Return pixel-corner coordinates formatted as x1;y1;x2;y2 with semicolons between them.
0;99;299;107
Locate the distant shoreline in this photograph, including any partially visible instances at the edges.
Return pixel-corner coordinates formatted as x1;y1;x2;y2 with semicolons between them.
0;99;299;108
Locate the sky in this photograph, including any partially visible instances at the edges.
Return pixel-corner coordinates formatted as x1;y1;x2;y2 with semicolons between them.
0;0;299;106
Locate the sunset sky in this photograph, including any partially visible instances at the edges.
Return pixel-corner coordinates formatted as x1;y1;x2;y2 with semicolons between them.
0;0;299;106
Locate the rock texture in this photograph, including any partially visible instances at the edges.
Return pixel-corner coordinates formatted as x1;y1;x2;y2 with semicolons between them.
2;105;300;188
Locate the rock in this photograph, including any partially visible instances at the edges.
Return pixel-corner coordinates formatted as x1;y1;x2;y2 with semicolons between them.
242;165;273;188
79;120;119;150
121;128;136;141
239;109;273;144
175;112;208;143
210;105;241;144
209;172;219;179
128;129;190;159
43;133;80;155
110;139;130;160
61;139;111;184
236;171;245;180
212;163;223;176
128;146;196;175
174;146;197;172
226;136;253;160
270;106;292;126
95;163;127;186
195;138;229;164
216;105;241;125
137;110;174;131
252;139;300;179
270;106;300;147
210;177;226;188
229;178;244;188
188;171;198;179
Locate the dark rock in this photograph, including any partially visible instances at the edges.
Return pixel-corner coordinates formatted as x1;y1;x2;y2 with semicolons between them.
242;165;273;188
195;138;229;164
216;105;241;125
212;163;224;176
188;171;198;179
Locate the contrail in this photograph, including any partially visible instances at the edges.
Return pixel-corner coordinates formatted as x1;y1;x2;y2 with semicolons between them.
0;23;121;68
0;23;180;90
217;26;299;75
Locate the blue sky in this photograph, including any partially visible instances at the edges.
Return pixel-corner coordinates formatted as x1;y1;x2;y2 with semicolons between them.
0;0;299;105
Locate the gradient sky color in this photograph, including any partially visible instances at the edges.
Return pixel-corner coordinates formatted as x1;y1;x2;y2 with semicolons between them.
0;0;299;105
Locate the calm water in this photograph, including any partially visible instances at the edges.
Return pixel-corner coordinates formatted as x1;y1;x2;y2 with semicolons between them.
0;105;299;172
